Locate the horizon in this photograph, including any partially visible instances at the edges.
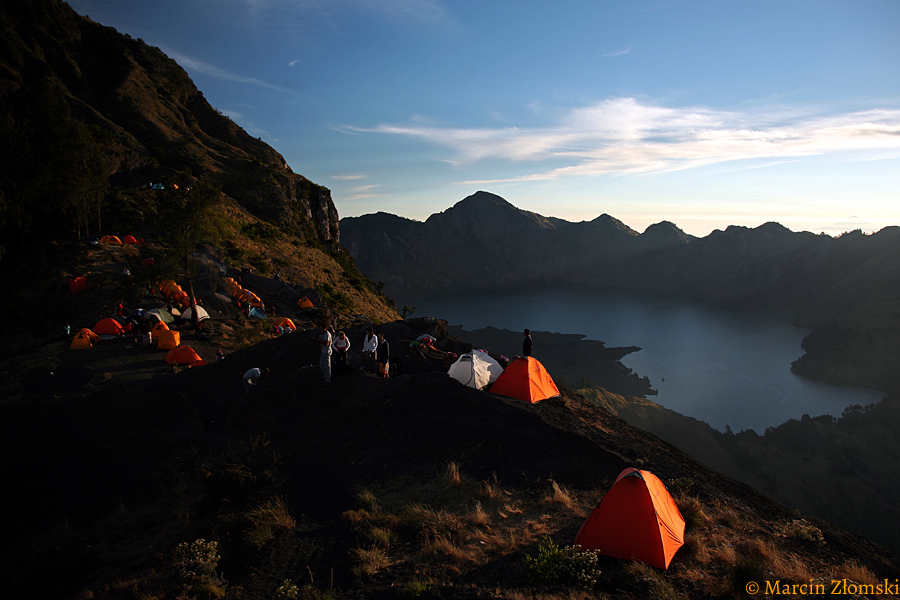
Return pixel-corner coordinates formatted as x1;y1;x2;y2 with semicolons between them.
65;0;900;237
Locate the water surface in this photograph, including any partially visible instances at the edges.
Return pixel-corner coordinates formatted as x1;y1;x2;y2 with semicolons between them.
413;290;885;432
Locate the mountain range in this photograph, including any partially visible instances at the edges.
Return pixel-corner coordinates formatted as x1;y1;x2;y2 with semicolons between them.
341;191;900;393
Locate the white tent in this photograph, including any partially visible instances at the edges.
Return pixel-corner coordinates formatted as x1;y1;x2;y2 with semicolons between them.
181;306;210;322
145;307;175;324
448;350;503;390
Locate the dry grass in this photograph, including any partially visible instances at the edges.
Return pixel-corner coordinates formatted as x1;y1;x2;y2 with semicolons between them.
441;461;465;490
541;481;578;513
479;478;511;502
351;546;393;577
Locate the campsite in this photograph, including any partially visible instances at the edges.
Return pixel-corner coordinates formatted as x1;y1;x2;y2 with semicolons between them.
2;1;900;597
0;238;898;599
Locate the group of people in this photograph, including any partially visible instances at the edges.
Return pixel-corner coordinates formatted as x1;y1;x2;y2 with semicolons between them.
242;325;392;393
317;324;390;383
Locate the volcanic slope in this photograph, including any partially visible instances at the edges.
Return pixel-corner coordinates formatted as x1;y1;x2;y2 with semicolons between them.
1;319;896;599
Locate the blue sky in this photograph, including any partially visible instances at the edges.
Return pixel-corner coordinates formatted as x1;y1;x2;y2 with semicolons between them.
67;0;900;236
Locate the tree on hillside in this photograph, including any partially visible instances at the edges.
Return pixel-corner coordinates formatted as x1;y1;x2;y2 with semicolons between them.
156;174;221;330
0;78;110;248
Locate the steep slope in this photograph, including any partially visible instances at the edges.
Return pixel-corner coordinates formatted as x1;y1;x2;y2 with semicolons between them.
0;0;337;251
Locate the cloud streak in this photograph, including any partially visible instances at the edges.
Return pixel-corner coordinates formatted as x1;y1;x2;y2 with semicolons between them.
348;98;900;184
167;50;298;94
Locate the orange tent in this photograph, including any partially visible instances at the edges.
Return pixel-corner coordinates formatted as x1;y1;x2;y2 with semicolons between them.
574;468;685;570
151;320;170;334
70;328;100;350
489;357;560;403
156;329;181;350
297;296;314;309
272;317;297;331
99;235;122;245
165;345;202;365
122;235;139;244
69;276;87;292
93;318;125;336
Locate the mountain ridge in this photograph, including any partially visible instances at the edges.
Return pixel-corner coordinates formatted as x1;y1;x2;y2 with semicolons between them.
341;191;900;394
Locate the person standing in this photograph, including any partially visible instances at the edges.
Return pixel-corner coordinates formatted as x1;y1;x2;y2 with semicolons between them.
362;327;378;373
333;330;350;374
318;323;333;383
376;332;390;378
523;329;533;357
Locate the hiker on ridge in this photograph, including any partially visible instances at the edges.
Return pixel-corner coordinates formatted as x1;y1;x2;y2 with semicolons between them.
362;327;378;373
242;367;269;393
318;323;332;383
523;329;533;358
333;330;350;374
376;332;390;378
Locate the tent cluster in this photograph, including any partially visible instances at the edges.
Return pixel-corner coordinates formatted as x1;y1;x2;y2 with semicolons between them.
224;277;265;312
448;352;560;404
97;234;144;245
444;341;685;568
158;280;192;311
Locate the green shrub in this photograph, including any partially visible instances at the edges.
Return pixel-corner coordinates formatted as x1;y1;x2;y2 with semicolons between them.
523;536;602;588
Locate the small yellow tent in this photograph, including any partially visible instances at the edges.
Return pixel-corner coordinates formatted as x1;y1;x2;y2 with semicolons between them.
297;296;314;309
156;329;181;350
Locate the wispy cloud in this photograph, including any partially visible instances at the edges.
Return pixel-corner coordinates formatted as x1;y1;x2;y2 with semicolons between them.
288;59;301;66
601;47;631;57
345;184;383;200
166;50;298;94
332;173;368;180
346;98;900;185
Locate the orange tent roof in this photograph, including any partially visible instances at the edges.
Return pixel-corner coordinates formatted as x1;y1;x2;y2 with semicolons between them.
297;296;314;308
99;235;122;244
122;235;139;244
165;345;202;365
156;329;181;350
69;328;100;350
574;468;685;569
272;317;297;331
489;357;560;403
93;318;125;336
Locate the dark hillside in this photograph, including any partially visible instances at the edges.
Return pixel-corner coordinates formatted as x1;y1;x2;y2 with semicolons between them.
0;0;337;255
1;317;897;599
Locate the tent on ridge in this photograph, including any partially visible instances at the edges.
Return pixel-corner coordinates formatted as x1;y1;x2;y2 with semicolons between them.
272;317;297;331
122;235;139;244
297;296;314;309
69;328;100;350
165;345;201;365
248;307;266;319
156;329;181;350
181;306;210;322
574;468;685;570
145;308;175;324
99;235;122;245
489;357;560;403
448;350;503;390
93;317;125;337
151;320;170;335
